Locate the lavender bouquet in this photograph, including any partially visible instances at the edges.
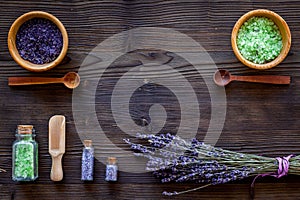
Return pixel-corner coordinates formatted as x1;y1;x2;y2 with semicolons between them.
124;133;300;196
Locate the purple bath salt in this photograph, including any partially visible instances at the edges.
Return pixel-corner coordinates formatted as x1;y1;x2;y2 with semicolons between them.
16;17;63;64
81;140;94;181
105;157;118;182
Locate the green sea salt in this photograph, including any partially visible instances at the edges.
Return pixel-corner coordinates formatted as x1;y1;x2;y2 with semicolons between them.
237;16;283;64
12;130;38;181
14;142;35;179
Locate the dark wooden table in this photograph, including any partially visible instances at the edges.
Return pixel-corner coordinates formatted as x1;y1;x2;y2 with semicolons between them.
1;1;300;199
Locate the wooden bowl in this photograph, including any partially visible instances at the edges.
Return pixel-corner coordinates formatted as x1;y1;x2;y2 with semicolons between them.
8;11;68;72
231;9;291;70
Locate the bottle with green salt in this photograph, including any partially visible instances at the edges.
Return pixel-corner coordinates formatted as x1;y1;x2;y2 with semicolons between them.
12;125;38;181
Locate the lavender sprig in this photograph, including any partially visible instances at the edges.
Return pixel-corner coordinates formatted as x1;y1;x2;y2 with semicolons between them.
124;133;300;195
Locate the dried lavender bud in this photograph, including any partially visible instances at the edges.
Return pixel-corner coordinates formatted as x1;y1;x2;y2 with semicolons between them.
162;191;178;196
16;18;63;64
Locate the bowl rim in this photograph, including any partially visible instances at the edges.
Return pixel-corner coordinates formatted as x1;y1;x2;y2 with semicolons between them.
7;11;68;72
231;9;291;70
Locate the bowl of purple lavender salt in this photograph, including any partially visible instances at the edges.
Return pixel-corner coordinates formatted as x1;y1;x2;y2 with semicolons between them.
8;11;68;72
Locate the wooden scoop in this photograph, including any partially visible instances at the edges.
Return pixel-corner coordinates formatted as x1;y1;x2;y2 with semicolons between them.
214;69;291;86
49;115;66;181
8;72;80;89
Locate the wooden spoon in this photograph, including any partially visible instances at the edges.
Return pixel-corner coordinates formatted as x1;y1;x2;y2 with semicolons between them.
214;69;291;86
49;115;65;181
8;72;80;89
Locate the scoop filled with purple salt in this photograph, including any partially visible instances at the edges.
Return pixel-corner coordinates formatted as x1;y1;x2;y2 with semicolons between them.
16;18;63;65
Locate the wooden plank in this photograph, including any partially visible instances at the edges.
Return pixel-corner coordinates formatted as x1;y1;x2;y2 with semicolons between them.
1;182;300;200
0;0;300;199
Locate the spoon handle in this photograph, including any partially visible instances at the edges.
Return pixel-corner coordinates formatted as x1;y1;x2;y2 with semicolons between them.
231;75;291;85
8;77;63;86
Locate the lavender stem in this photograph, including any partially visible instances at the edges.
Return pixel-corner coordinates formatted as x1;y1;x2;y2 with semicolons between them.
162;184;211;196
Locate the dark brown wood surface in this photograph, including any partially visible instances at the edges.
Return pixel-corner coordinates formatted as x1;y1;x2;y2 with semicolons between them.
1;1;300;199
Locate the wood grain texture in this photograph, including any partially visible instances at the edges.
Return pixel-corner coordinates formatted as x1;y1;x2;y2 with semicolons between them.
0;0;300;199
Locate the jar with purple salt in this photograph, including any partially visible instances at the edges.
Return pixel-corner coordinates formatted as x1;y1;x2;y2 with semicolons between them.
105;157;118;182
16;17;63;65
81;140;94;181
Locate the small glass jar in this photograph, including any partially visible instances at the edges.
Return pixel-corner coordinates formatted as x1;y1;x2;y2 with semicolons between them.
105;157;118;182
81;140;94;181
12;125;38;181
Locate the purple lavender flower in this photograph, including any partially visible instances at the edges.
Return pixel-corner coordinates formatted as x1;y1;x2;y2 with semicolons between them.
16;18;63;64
124;133;284;196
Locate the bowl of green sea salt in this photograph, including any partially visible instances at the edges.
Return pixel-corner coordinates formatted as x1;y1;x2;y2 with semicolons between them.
231;9;291;70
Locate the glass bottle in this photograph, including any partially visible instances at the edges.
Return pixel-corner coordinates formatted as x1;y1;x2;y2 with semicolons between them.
12;125;38;181
105;157;118;182
81;140;94;181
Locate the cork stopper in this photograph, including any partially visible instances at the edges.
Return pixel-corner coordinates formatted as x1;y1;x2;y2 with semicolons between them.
17;125;33;134
83;140;92;147
107;157;117;165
